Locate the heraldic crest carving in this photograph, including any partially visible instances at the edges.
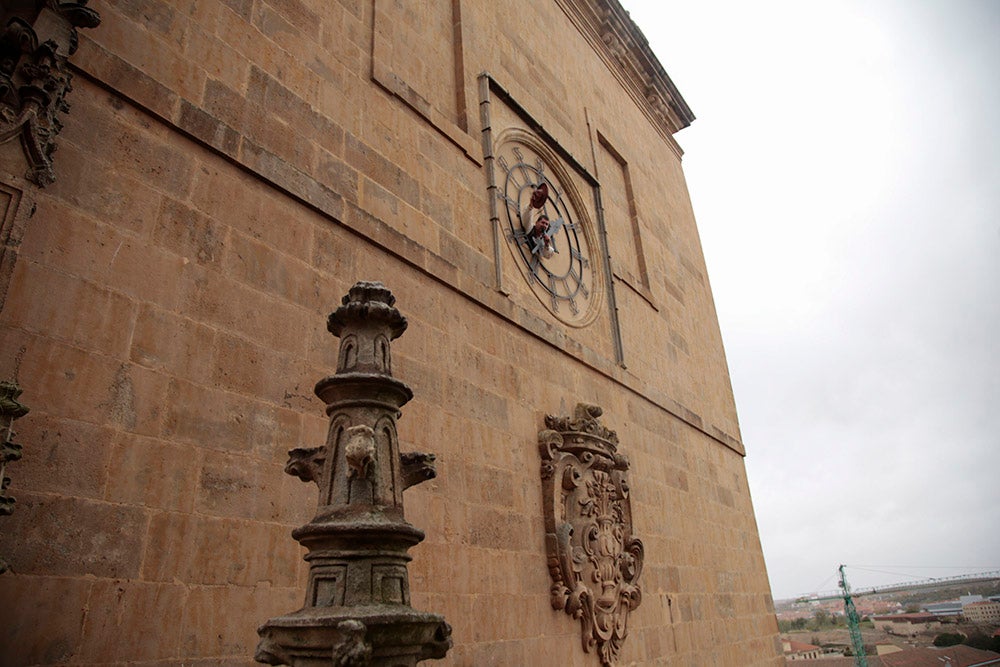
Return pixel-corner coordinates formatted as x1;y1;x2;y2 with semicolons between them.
539;403;644;666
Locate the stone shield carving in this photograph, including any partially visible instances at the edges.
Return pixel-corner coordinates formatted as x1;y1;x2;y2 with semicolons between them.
539;403;643;666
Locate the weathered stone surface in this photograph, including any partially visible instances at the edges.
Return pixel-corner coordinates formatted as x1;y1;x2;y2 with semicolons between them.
0;0;780;663
0;492;145;578
0;573;90;663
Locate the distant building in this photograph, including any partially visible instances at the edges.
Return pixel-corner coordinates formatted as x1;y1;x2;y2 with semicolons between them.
872;613;942;636
790;646;1000;667
925;601;964;616
922;595;988;618
964;600;1000;624
878;645;1000;667
792;658;879;666
783;638;823;660
876;643;903;656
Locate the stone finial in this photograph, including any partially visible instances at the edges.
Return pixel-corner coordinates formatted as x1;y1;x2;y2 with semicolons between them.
327;280;407;338
256;282;450;666
326;281;407;377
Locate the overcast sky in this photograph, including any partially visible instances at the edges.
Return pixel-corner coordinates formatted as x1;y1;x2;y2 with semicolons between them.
619;0;1000;600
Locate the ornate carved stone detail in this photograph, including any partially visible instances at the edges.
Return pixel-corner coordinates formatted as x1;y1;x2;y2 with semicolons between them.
284;445;326;485
0;2;100;186
343;425;376;480
539;403;643;666
256;281;451;666
400;451;436;491
0;380;29;574
0;177;36;316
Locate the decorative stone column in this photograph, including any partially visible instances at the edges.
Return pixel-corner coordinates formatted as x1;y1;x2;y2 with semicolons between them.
256;282;451;667
0;380;28;574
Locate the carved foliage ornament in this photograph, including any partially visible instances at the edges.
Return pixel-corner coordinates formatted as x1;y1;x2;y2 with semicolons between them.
0;380;29;574
539;403;643;666
0;2;101;186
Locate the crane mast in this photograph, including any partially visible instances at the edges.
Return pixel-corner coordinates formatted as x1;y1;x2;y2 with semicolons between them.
839;564;868;667
792;567;1000;665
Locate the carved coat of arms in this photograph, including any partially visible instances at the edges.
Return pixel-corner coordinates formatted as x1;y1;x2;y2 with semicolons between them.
539;403;643;666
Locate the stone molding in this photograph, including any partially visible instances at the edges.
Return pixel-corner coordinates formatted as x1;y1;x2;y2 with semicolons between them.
0;1;100;186
539;403;643;665
555;0;695;143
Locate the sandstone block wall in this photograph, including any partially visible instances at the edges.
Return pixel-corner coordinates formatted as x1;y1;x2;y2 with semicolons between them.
0;0;781;664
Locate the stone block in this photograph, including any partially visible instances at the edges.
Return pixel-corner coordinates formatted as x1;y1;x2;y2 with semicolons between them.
195;448;269;520
142;511;300;588
105;362;171;436
75;36;179;122
314;150;358;201
178;98;242;156
177;264;311;357
3;259;137;359
345;134;421;212
223;231;324;311
12;336;116;424
11;412;113;499
40;140;164;238
0;492;145;578
155;197;229;268
466;505;529;551
467;464;515;508
19;197;123;284
86;2;205;101
260;0;321;43
180;584;300;658
105;433;200;512
130;304;216;384
162;377;302;459
103;234;190;310
309;221;357;282
0;575;90;664
77;579;187;662
209;331;299;404
186;31;251;92
58;86;196;197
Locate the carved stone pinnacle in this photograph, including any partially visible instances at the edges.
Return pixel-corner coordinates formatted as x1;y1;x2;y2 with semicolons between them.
256;281;451;666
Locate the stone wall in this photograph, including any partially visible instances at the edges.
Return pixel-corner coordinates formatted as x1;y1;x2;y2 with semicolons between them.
0;0;781;664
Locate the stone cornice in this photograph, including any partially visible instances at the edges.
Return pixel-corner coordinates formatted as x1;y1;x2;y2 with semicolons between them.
556;0;695;141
